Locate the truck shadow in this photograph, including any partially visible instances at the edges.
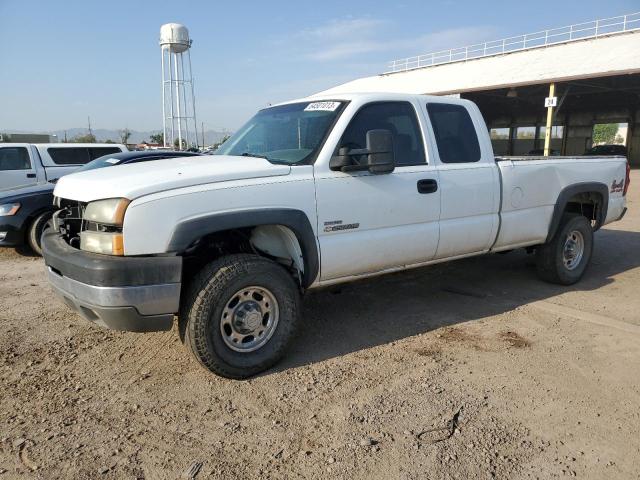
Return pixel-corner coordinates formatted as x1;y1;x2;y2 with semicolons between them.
274;227;640;373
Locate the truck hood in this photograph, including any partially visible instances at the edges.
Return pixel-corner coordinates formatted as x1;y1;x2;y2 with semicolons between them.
53;155;291;202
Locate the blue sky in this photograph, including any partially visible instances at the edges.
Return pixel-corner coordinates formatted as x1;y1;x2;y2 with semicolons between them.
1;0;638;133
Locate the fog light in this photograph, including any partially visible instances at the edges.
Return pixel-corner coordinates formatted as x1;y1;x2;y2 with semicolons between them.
0;232;7;241
80;231;124;255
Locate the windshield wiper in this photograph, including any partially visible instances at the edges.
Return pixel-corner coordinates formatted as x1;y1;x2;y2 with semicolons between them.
240;152;269;160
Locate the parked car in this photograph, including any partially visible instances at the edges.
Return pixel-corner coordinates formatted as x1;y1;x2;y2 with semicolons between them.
585;144;627;156
0;150;201;255
42;93;629;379
0;143;127;192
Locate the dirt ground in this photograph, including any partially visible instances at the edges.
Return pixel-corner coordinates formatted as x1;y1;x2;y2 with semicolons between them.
1;174;639;480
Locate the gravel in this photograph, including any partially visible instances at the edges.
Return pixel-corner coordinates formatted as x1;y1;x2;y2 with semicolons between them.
0;174;639;479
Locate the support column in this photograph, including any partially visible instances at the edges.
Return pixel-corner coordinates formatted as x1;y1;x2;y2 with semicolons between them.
544;83;556;156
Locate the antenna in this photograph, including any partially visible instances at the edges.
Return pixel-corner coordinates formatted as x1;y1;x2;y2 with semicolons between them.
160;23;198;150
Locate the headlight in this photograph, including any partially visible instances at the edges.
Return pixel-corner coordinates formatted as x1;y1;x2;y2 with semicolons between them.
0;203;20;216
80;198;129;255
80;231;124;255
84;198;130;225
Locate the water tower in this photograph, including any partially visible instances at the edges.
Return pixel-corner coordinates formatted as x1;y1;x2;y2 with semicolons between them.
160;23;198;150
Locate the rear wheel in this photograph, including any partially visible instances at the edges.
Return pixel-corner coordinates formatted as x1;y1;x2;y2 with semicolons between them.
27;211;52;256
536;214;593;285
180;254;301;379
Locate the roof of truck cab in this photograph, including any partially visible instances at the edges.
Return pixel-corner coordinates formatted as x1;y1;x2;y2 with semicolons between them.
273;92;473;107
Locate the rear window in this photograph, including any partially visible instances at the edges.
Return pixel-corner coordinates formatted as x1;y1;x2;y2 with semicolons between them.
426;103;481;163
47;147;91;165
0;147;31;171
88;147;122;160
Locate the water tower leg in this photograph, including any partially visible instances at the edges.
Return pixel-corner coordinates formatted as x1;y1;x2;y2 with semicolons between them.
174;52;183;150
161;48;167;148
168;50;175;149
189;49;198;150
180;54;190;148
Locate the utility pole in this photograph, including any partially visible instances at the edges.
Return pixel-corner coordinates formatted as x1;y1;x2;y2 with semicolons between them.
543;83;556;156
87;116;93;137
201;121;205;148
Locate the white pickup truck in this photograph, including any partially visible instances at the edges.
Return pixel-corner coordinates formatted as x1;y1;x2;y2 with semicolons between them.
0;143;127;192
42;93;629;379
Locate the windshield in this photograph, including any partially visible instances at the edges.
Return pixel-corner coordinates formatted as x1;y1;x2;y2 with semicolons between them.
215;101;344;164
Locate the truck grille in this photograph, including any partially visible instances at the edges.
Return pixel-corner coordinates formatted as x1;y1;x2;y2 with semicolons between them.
54;198;87;249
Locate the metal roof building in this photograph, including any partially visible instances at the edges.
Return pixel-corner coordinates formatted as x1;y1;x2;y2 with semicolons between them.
318;13;640;165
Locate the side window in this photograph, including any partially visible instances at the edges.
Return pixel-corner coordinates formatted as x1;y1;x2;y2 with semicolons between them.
47;147;91;165
338;102;426;166
0;147;31;171
426;103;481;163
89;147;123;160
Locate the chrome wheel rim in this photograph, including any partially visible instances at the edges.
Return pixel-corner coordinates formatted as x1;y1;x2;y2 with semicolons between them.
220;286;279;352
563;230;584;271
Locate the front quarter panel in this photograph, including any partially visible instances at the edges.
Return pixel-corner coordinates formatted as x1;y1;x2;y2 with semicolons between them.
122;166;318;256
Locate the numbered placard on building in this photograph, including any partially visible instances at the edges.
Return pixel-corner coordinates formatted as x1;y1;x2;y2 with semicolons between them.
544;96;558;108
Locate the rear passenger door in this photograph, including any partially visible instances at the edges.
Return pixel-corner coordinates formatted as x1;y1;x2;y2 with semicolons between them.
0;145;37;191
315;100;441;281
423;102;499;259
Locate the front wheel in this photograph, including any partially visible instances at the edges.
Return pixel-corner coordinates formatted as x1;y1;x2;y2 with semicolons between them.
180;254;301;379
536;214;593;285
27;211;52;256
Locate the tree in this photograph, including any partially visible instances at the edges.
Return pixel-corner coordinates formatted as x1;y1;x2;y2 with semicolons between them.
592;124;619;145
71;133;96;143
149;132;164;145
119;128;132;145
174;138;187;149
104;139;115;144
212;134;231;151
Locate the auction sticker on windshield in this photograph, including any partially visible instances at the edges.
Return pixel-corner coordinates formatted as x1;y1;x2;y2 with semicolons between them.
304;101;341;112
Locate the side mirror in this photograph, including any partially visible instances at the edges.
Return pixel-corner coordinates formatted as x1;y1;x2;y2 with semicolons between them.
365;129;395;174
329;129;395;174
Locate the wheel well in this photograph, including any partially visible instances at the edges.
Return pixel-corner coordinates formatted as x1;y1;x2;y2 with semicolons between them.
564;191;603;227
546;183;609;243
23;208;54;241
181;225;305;287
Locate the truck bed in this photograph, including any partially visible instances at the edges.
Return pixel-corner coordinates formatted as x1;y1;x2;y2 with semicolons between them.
496;155;626;162
491;155;628;252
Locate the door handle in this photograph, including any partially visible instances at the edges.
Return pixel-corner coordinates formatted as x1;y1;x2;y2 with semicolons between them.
26;173;36;178
417;179;438;194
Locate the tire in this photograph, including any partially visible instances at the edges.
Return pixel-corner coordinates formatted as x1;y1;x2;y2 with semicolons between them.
536;214;593;285
27;211;53;256
180;254;301;379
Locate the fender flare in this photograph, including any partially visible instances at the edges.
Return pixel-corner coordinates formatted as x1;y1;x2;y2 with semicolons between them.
546;182;609;243
167;208;319;287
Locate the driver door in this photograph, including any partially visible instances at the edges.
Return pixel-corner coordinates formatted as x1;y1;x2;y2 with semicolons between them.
314;101;440;282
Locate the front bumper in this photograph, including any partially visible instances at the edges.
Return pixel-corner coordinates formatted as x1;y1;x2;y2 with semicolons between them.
42;230;182;332
0;218;27;246
0;227;24;246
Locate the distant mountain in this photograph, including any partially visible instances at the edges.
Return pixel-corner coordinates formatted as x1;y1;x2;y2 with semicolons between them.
51;128;230;146
2;128;230;146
